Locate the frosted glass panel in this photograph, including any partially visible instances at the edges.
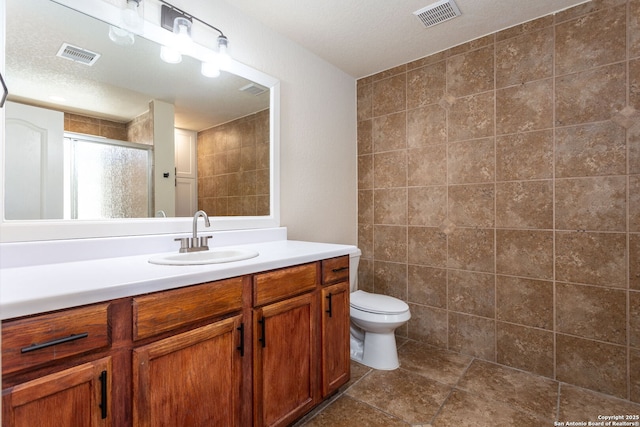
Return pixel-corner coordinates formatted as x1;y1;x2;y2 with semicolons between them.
69;138;151;219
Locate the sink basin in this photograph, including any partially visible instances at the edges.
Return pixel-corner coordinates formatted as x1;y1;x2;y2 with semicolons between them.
149;248;259;266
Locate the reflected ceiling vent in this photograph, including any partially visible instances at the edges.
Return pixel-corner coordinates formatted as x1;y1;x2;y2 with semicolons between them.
56;43;101;66
414;0;462;28
239;83;268;96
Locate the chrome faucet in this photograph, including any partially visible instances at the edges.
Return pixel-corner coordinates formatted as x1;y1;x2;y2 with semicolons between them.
175;210;212;253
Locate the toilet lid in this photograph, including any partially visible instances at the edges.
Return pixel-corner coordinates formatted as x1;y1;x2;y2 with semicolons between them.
350;290;409;314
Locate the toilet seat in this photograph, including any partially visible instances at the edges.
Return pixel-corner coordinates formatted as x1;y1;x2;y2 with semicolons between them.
350;290;409;315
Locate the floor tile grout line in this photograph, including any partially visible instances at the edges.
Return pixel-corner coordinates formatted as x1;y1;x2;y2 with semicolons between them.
345;399;410;426
301;357;640;426
427;354;477;425
555;381;562;422
452;357;561;422
294;366;377;426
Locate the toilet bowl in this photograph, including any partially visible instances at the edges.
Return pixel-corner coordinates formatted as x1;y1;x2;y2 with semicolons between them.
348;250;411;370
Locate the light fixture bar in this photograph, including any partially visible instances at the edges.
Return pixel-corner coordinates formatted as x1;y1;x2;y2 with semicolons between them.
160;5;191;32
157;0;231;76
158;0;227;39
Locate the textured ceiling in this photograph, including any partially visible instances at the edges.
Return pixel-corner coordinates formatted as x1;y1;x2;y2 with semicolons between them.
5;0;269;130
225;0;591;78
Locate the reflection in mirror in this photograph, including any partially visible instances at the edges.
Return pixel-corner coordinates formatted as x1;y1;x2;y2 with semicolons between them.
4;0;271;221
65;133;153;219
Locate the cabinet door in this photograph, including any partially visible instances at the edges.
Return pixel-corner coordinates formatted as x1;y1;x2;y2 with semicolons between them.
2;356;111;427
321;281;351;396
253;292;318;427
132;315;243;427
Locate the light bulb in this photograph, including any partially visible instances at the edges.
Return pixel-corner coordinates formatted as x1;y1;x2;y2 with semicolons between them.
109;26;135;46
217;36;231;70
173;17;192;51
201;62;220;78
122;0;144;33
160;45;182;63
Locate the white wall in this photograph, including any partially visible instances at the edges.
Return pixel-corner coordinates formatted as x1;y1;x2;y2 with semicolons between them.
186;0;358;245
151;100;176;217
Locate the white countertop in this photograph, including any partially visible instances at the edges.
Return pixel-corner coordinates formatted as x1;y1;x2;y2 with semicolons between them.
0;239;358;320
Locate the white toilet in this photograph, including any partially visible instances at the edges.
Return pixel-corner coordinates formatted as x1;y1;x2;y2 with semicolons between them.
349;250;411;370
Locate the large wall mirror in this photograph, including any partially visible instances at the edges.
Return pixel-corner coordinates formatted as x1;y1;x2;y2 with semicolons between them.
0;0;280;242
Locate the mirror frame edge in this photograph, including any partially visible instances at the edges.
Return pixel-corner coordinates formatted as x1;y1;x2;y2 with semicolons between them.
0;0;281;243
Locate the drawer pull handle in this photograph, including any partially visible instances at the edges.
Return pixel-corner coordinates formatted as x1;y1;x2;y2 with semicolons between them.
258;318;266;348
325;292;333;318
20;332;89;353
237;323;245;357
99;370;108;419
331;267;348;273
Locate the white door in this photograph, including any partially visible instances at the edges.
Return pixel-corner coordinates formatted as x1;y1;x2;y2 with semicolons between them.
175;128;197;179
174;128;197;216
175;178;197;217
5;101;64;219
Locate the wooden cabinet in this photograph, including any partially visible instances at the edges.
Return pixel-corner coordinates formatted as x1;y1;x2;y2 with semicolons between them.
321;282;350;396
253;293;318;427
2;256;351;426
132;316;243;426
2;303;113;426
2;356;112;427
2;303;111;376
131;278;245;427
131;278;243;341
320;256;351;396
252;263;318;427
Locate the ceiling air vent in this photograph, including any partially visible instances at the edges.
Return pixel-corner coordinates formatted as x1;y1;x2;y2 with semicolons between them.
414;0;462;28
56;43;101;66
239;83;268;96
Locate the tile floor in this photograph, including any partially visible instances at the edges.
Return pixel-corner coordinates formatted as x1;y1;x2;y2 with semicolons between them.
296;340;640;426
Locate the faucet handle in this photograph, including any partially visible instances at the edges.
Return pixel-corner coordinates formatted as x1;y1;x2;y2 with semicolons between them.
199;235;213;250
174;238;190;253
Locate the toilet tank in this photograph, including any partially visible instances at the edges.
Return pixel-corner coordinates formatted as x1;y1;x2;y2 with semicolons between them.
349;249;362;293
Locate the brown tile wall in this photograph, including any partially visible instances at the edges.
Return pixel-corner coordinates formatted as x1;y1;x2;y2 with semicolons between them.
65;112;129;141
197;109;270;216
357;0;640;402
127;111;153;145
64;111;152;145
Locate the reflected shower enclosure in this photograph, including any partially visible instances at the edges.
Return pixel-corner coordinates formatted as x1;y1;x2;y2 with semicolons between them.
65;135;152;219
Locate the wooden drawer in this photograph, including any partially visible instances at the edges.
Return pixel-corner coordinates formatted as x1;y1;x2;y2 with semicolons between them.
253;263;318;306
2;303;111;375
322;256;349;285
133;277;244;341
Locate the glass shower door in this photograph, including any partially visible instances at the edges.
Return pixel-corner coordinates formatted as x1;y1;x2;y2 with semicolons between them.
65;134;153;219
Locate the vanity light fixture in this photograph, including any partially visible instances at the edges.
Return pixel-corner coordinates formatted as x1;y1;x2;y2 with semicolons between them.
200;37;230;77
173;17;192;48
159;1;231;78
108;0;144;46
200;61;220;78
159;15;192;63
109;26;135;46
160;45;182;63
122;0;144;33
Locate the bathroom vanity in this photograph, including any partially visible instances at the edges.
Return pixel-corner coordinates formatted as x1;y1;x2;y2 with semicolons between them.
0;237;354;426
